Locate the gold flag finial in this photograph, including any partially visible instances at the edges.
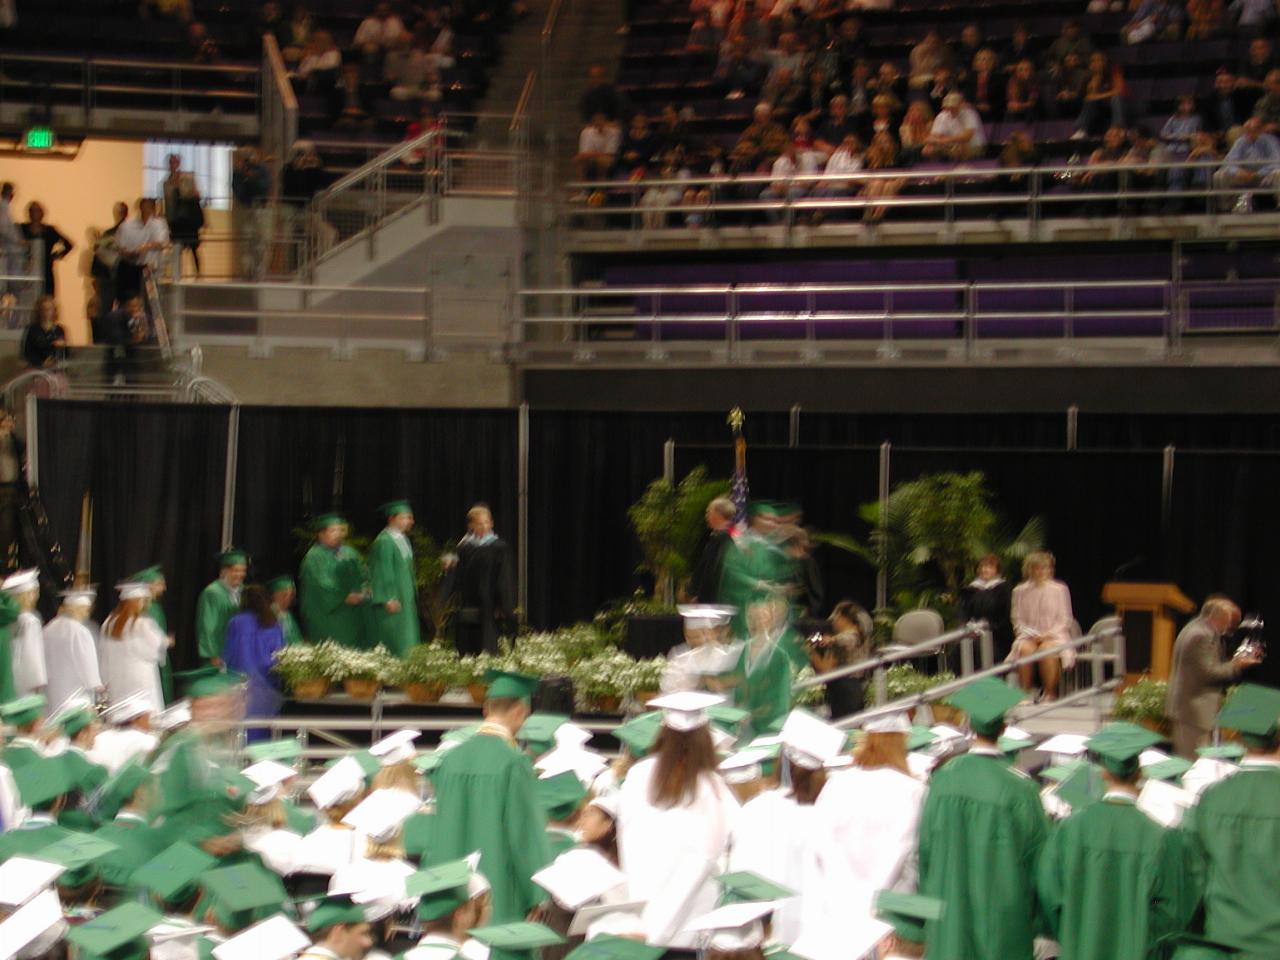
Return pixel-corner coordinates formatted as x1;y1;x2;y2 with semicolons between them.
727;407;745;432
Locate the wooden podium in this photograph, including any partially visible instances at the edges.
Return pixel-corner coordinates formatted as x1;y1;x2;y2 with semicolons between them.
1102;582;1196;680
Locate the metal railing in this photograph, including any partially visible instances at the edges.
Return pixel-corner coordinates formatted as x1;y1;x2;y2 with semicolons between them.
564;157;1280;237
834;620;1126;730
261;33;299;245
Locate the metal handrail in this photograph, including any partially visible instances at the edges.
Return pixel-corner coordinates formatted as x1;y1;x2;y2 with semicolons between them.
316;130;443;200
793;623;986;691
1;370;64;411
522;280;1171;297
512;70;536;135
0;51;260;74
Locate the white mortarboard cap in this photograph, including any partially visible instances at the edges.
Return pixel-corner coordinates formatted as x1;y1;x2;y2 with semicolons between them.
718;750;766;785
683;901;774;949
0;857;65;907
574;904;647;939
464;853;492;900
58;589;96;606
709;726;736;753
149;922;216;960
307;756;367;810
458;941;489;960
244;829;303;877
863;711;911;734
369;728;420;766
1037;734;1090;756
0;888;64;960
153;699;192;731
780;710;846;770
292;826;358;876
907;752;938;779
929;724;968;743
341;787;421;842
1182;757;1239;797
554;723;593;750
677;605;736;629
824;755;854;770
1136;778;1196;829
211;914;309;960
532;848;626;911
791;915;893;960
117;582;152;601
588;792;619;819
328;857;415;905
1;569;38;594
242;760;297;806
647;691;725;732
536;747;609;786
49;689;94;721
104;691;153;724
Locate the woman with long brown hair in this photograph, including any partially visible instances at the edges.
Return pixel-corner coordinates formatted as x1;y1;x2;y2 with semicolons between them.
617;692;739;949
99;582;171;712
793;712;925;960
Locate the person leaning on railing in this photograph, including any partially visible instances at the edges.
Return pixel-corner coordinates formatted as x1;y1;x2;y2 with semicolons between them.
807;601;872;718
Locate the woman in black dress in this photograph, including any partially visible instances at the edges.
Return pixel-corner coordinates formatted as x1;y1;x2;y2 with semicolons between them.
21;294;67;369
959;553;1014;664
19;201;72;299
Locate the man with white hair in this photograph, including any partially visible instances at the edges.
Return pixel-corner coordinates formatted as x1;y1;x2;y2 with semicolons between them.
923;91;986;160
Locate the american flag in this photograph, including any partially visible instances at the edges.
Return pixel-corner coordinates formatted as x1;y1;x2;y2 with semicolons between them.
728;407;749;525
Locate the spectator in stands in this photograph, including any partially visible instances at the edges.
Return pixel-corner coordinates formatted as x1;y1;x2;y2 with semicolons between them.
333;63;374;129
575;113;622;183
162;154;204;278
730;101;788;172
91;201;129;315
815;94;856;156
767;31;808;87
1186;0;1227;38
952;23;988;85
871;60;905;105
761;140;807;223
681;184;713;227
687;14;719;52
20;201;71;300
998;128;1041;191
281;140;332;265
1253;69;1280;133
619;113;658;170
763;66;804;120
831;17;866;74
1123;127;1170;207
869;92;899;139
860;130;903;222
1001;21;1035;73
1213;114;1280;210
282;3;313;63
1236;37;1275;107
965;48;1004;121
186;21;220;63
355;2;407;74
1051;51;1088;119
926;67;960;116
791;115;825;172
1202;68;1248;136
298;30;341;97
898;100;933;161
1162;94;1204;161
1080;126;1128;214
386;33;428;99
21;295;66;370
139;0;192;21
716;37;766;100
653;103;692;158
923;91;985;160
1123;0;1185;44
580;64;625;123
115;198;169;299
1046;20;1093;72
639;156;685;228
231;149;269;279
796;65;835;121
1005;59;1040;122
1010;550;1074;701
844;60;874;132
0;183;20;296
99;295;149;383
1229;0;1277;34
1074;51;1127;138
258;2;289;51
811;133;863;204
1168;130;1220;207
909;29;954;90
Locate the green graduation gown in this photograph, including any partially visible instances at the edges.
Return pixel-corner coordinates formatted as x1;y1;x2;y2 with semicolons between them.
1037;795;1199;960
279;609;303;647
0;591;20;701
368;528;420;658
146;602;173;704
299;543;369;649
919;749;1050;960
93;813;165;889
196;580;241;662
716;531;797;640
431;731;553;942
1185;760;1280;958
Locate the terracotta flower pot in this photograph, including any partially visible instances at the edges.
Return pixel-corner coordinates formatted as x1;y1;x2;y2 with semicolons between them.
467;682;488;705
404;681;447;704
1137;716;1172;737
930;704;964;726
590;694;623;713
343;678;381;700
633;689;660;707
291;678;329;700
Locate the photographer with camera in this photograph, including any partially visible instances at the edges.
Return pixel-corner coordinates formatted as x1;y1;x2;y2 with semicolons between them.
807;601;874;719
1166;595;1263;758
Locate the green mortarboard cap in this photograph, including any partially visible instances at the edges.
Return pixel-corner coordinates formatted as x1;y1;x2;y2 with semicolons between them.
1039;758;1088;783
1215;683;1280;744
39;830;120;872
305;895;366;932
130;566;164;584
176;667;246;699
132;841;218;904
945;678;1023;736
199;862;288;929
2;694;47;727
413;752;446;777
401;812;435;858
1086;722;1163;778
708;704;750;732
379;500;413;517
13;753;76;808
615;712;662;758
97;759;151;818
466;922;565;951
245;739;302;763
266;575;295;593
218;549;248;568
563;936;666;960
1197;743;1246;761
717;871;796;904
313;513;345;530
485;669;539;702
537;771;588;822
873;890;944;944
519;713;569;750
906;725;938;752
997;733;1035;756
1055;762;1105;811
409;859;473;920
56;704;97;738
442;723;481;745
67;902;164;959
1145;756;1194;782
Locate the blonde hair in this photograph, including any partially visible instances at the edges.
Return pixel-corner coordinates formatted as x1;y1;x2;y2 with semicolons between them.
853;731;909;774
231;797;287;830
364;833;406;861
1022;550;1055;580
323;795;363;825
372;761;421;795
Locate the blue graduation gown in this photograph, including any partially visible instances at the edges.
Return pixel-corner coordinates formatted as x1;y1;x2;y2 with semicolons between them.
222;612;285;739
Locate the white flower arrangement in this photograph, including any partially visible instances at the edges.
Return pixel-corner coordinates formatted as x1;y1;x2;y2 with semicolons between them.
395;642;463;686
570;649;637;702
793;666;826;707
272;642;325;685
320;642;399;683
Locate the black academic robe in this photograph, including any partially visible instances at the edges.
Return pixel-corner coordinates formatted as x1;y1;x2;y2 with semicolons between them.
688;529;731;603
446;537;515;654
959;579;1015;664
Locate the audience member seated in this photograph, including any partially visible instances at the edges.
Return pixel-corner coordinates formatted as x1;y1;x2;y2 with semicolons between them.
1046;19;1094;73
898;100;933;161
815;95;857;156
730;101;788;173
761;140;808;223
1123;0;1185;45
868;92;900;139
281;3;314;63
716;37;767;100
999;129;1041;191
908;29;954;90
1236;37;1275;109
355;2;407;76
581;64;626;123
1229;0;1277;35
1253;69;1280;133
1162;95;1204;167
952;23;988;85
620;114;660;171
1080;126;1129;214
298;30;341;98
1170;130;1221;206
923;92;984;161
21;295;67;370
812;134;864;203
861;130;904;222
926;67;960;116
1005;59;1041;122
332;63;374;130
1202;68;1249;137
1213;114;1280;210
1186;0;1227;39
186;21;220;63
1075;51;1128;138
1052;51;1089;121
964;48;1003;122
576;114;622;182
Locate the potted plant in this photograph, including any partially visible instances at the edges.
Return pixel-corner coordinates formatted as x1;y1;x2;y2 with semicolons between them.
458;652;501;705
792;666;827;708
628;466;728;602
1112;677;1170;735
395;642;461;703
619;656;666;706
273;642;330;700
571;650;633;713
324;644;398;700
883;664;958;721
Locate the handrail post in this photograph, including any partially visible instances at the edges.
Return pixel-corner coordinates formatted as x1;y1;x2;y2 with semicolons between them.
960;631;974;676
873;666;887;705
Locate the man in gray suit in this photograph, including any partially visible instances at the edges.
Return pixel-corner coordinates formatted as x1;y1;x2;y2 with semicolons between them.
1166;596;1260;757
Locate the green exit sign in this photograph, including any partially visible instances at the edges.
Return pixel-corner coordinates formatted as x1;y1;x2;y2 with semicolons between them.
23;127;54;150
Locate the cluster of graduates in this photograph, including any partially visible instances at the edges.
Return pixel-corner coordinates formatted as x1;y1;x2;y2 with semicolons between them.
0;643;1277;960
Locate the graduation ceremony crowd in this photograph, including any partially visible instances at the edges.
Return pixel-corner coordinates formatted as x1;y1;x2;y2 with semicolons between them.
0;492;1277;960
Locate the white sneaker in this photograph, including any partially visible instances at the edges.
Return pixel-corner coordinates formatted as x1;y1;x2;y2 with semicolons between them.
1069;129;1087;141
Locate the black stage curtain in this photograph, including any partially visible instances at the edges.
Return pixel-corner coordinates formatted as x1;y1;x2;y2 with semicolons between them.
233;407;519;602
37;400;231;672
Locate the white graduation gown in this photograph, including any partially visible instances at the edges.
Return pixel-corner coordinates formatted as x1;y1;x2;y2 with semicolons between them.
87;727;158;773
728;788;814;945
617;756;739;947
98;615;167;713
0;761;28;830
42;615;103;708
11;611;46;697
792;766;925;960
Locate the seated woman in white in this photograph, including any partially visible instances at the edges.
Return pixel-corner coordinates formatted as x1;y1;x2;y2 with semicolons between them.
1010;550;1075;701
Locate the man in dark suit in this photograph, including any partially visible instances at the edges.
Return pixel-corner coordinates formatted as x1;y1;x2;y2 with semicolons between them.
687;497;737;604
442;503;514;655
1166;596;1260;758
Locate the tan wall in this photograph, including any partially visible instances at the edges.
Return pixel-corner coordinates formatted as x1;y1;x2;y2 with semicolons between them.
2;139;146;345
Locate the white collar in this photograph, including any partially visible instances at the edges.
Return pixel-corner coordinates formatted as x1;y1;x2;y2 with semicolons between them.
1102;789;1138;803
970;577;1005;588
116;811;148;824
968;745;1003;757
1241;756;1280;768
303;947;342;960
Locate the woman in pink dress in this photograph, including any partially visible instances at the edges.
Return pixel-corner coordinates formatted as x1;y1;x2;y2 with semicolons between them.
1010;551;1074;701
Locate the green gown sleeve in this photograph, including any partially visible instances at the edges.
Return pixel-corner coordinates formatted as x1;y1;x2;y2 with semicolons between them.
369;534;398;607
0;592;20;701
1035;820;1066;943
195;584;231;660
